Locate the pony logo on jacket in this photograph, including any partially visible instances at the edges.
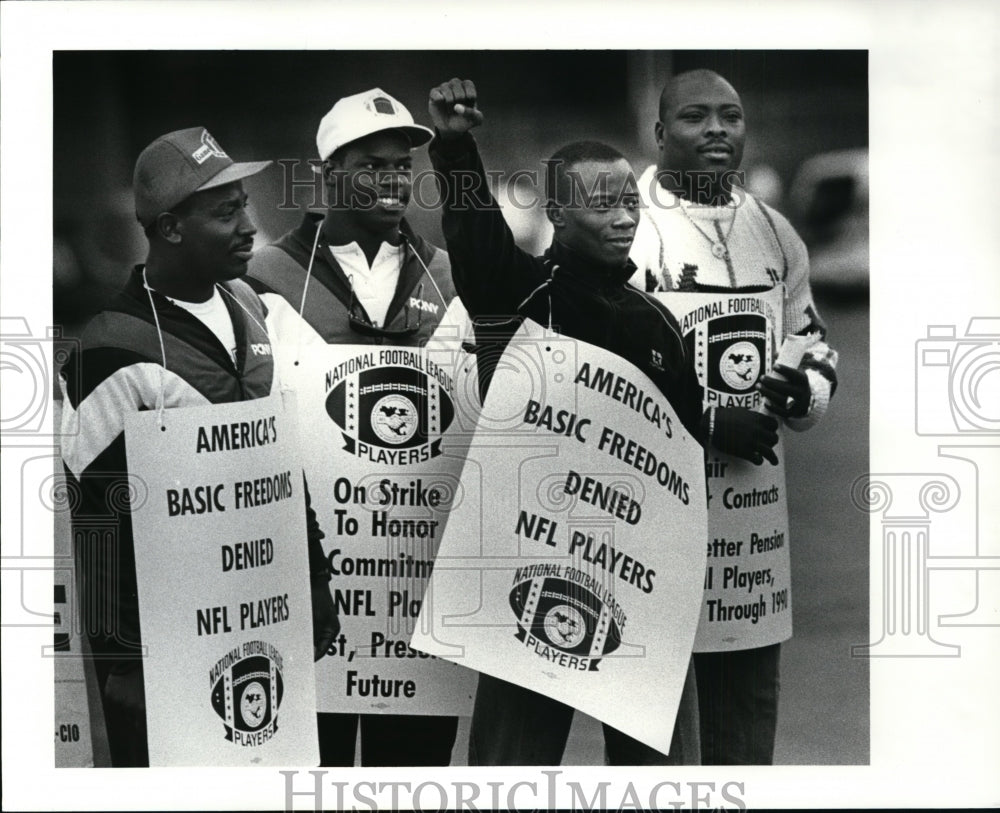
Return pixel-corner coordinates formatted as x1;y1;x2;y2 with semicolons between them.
408;297;440;315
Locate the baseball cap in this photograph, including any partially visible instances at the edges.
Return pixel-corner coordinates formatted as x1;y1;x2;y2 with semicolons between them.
133;127;272;227
315;88;433;162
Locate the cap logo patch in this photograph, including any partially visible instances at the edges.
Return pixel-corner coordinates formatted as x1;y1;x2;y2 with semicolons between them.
371;96;395;115
192;130;228;165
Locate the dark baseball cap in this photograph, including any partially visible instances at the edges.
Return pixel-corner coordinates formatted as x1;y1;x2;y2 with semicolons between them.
133;127;271;227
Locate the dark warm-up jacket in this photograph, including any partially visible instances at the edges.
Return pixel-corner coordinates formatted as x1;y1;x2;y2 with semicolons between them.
59;267;328;669
246;214;456;346
428;132;705;440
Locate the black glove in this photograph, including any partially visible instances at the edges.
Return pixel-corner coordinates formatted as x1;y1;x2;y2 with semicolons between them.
758;363;812;419
704;406;779;465
311;576;340;661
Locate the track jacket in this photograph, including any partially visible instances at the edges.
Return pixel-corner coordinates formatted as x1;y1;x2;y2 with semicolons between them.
59;268;328;666
428;132;705;440
246;214;455;346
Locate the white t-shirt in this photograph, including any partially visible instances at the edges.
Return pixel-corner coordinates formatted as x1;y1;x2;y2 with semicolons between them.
168;288;238;364
327;241;403;327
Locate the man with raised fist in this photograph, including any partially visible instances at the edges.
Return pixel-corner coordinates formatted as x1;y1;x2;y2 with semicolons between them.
426;77;778;766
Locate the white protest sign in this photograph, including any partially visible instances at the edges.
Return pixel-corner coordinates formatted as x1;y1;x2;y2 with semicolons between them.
277;304;478;715
657;287;793;651
411;319;707;755
125;392;318;766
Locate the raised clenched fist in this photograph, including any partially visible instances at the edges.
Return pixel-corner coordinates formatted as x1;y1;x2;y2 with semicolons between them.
429;78;484;139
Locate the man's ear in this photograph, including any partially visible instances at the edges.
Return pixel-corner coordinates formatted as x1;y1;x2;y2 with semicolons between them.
545;200;565;229
154;212;183;245
654;120;665;150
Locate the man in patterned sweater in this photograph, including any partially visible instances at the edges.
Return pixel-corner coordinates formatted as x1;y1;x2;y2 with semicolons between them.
629;70;839;764
59;128;338;766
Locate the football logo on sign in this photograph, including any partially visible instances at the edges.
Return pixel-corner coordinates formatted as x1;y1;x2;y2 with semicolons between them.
543;604;587;648
371;394;419;444
706;315;768;395
509;576;623;671
209;643;284;746
719;339;761;391
326;364;455;464
683;304;776;410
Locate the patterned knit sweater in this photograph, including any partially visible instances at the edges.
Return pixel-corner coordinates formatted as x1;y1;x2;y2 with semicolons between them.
629;165;838;429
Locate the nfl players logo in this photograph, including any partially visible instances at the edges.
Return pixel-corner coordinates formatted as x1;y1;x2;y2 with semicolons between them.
706;315;767;395
371;393;419;445
509;575;623;672
685;310;775;409
326;365;455;464
209;642;284;746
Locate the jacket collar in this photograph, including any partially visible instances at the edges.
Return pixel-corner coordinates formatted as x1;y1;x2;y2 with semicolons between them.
544;240;637;290
289;213;437;325
293;212;434;267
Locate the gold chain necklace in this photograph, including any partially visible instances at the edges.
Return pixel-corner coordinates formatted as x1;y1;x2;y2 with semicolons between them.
678;199;737;260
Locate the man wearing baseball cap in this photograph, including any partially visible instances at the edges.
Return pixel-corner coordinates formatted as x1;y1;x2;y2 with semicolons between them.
59;127;338;766
248;88;456;347
246;89;461;767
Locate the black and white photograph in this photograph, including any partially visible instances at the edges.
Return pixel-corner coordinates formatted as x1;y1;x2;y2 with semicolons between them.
1;2;997;810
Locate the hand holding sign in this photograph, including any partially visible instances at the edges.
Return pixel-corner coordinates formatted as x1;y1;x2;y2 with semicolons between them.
759;364;811;419
709;407;779;465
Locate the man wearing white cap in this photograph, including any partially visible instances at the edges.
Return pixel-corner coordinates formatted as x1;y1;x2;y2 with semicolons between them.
248;88;455;348
247;90;459;767
59;127;338;766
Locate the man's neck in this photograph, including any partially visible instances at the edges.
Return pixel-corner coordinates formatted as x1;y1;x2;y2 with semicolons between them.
321;210;401;267
143;257;214;303
656;168;733;206
551;240;633;285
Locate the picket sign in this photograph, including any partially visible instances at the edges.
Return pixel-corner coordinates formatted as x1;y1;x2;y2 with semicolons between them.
125;391;318;766
656;287;795;651
411;319;707;755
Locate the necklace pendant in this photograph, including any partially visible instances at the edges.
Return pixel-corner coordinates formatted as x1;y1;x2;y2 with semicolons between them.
711;242;728;260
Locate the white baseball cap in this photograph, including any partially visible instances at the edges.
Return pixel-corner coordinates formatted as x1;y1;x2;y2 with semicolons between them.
316;88;433;161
